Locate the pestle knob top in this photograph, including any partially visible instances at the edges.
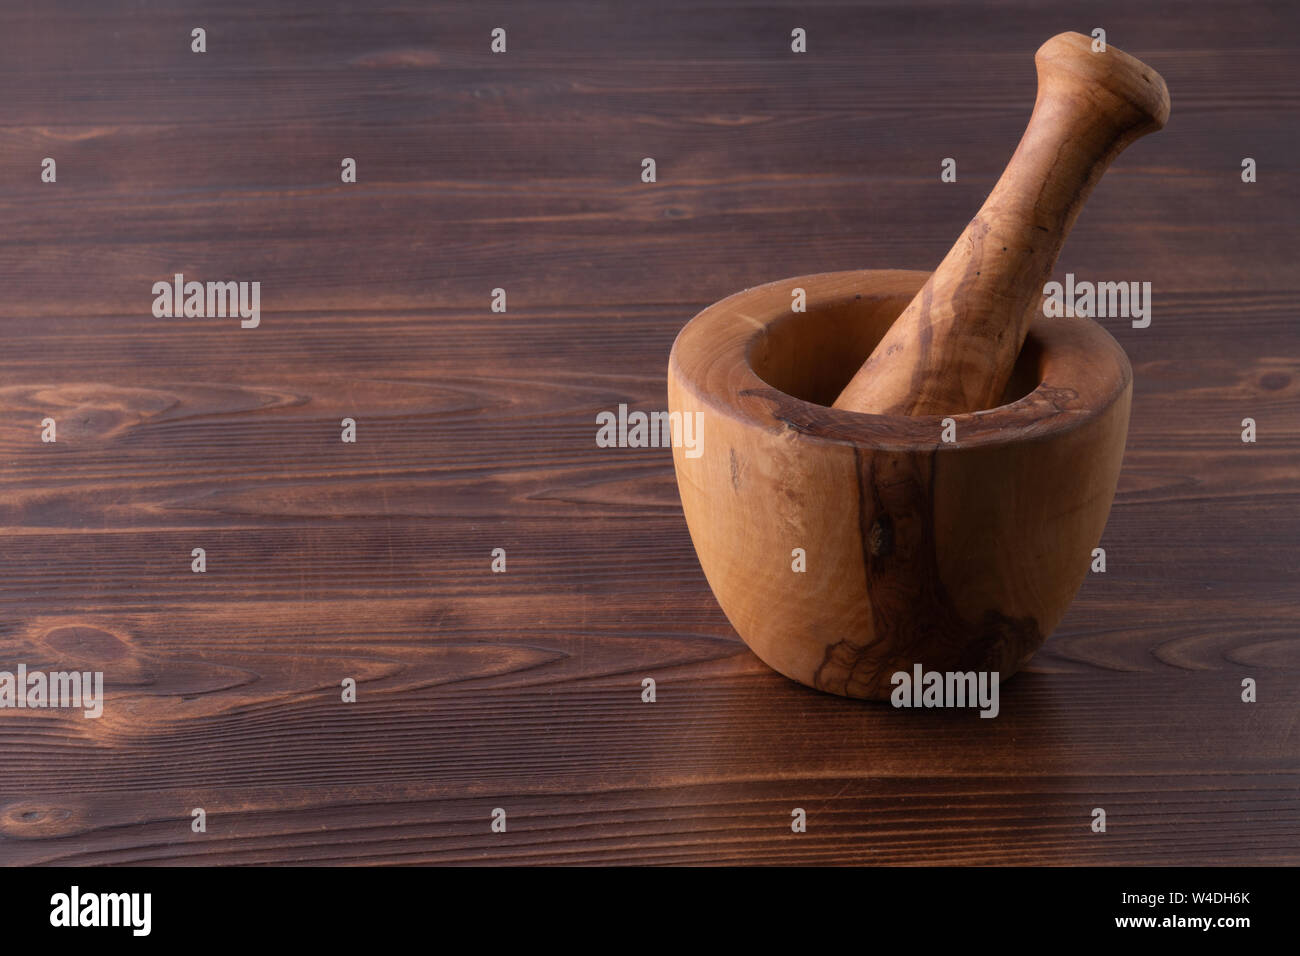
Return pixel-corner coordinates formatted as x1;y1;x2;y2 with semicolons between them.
1035;32;1170;135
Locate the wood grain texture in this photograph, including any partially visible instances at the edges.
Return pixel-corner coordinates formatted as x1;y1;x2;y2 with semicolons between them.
833;32;1168;416
668;270;1132;698
1;0;1297;865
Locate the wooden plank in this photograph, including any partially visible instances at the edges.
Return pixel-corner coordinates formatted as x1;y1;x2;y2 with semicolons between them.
0;0;1296;865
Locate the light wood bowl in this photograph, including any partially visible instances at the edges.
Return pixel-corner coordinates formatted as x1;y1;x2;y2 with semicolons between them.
667;269;1131;699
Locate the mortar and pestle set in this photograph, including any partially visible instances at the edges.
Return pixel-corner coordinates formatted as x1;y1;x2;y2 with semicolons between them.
668;33;1170;700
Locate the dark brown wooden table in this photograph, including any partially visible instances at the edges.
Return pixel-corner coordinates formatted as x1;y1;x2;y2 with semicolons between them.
1;1;1296;865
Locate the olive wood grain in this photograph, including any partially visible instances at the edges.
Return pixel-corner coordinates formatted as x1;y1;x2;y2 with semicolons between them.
832;32;1170;417
669;270;1132;699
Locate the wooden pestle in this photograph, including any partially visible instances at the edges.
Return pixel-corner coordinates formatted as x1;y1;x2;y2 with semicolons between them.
832;32;1170;417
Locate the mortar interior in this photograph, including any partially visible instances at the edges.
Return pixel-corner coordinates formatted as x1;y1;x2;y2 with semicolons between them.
747;296;1043;412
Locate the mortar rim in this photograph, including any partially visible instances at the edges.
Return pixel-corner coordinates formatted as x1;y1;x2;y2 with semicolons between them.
668;268;1132;454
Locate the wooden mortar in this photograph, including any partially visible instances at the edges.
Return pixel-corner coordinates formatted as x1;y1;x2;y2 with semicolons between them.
667;270;1130;699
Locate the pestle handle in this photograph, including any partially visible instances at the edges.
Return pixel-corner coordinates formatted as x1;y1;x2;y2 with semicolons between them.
832;32;1170;417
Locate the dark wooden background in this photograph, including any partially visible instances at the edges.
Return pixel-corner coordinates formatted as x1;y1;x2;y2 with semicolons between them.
0;0;1296;865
